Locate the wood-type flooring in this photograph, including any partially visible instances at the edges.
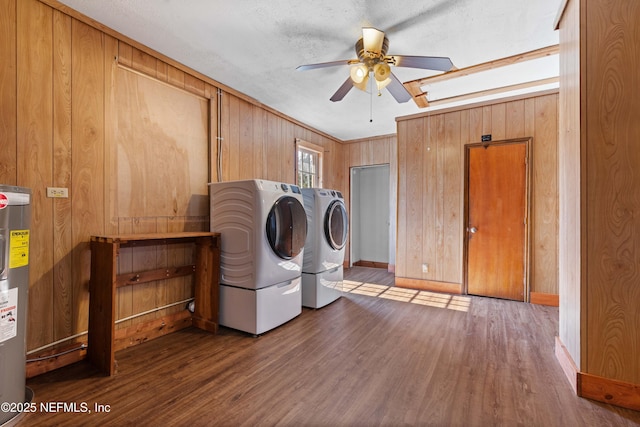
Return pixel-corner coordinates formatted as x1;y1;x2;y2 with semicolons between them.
22;267;640;426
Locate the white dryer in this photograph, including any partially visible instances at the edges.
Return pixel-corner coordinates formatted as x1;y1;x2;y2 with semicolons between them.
301;188;348;308
209;179;307;334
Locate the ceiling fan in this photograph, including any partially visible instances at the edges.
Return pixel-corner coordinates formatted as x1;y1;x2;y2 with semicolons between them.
297;27;455;103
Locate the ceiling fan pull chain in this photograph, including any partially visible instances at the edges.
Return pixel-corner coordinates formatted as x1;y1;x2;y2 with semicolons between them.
370;72;373;123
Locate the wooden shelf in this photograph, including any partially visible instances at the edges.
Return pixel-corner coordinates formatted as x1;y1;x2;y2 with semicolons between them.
88;232;220;376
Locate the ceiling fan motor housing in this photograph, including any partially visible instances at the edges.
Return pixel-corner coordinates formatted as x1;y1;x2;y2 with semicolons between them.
355;36;389;63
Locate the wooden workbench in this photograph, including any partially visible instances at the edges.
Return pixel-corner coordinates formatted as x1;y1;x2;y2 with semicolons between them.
88;232;220;375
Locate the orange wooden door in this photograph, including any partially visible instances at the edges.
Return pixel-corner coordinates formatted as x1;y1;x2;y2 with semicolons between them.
466;141;528;301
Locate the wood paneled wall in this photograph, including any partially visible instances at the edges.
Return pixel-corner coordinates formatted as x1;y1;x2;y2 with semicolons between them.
583;0;640;386
340;135;398;268
557;0;583;373
1;0;342;353
219;92;342;189
557;0;640;394
396;92;559;296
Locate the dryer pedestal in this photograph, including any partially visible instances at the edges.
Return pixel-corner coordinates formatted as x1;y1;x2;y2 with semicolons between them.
219;276;302;335
302;266;343;309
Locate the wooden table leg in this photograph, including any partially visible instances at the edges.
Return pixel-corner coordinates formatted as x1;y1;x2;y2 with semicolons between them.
192;236;220;333
88;240;118;375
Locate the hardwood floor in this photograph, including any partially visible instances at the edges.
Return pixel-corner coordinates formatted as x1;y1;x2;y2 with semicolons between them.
22;267;640;426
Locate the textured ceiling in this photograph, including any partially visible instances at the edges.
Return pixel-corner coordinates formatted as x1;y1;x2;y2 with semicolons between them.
58;0;561;141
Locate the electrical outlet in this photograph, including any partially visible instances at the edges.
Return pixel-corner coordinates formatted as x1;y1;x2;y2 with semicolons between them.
46;187;69;198
422;263;429;273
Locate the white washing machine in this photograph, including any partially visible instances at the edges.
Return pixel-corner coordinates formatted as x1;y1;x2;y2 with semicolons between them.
301;188;348;308
209;179;307;334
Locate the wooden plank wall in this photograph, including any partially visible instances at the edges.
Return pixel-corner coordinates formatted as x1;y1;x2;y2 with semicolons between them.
0;0;17;183
582;0;640;385
218;92;342;189
341;135;398;269
557;0;583;371
1;0;343;353
556;0;640;406
108;52;211;329
581;0;640;384
396;92;559;296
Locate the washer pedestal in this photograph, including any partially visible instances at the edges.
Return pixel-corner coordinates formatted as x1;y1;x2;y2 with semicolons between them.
302;266;343;309
219;277;302;335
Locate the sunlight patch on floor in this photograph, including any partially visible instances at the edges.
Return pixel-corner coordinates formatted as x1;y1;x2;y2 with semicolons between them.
343;281;471;312
379;287;418;303
342;280;364;292
349;283;389;297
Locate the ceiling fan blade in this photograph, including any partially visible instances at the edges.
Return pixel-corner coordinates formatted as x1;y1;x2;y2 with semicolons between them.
330;77;354;102
296;60;354;71
384;2;460;35
362;27;385;55
386;72;413;103
390;55;455;72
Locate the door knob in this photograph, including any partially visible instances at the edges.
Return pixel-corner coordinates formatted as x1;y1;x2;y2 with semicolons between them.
468;226;478;234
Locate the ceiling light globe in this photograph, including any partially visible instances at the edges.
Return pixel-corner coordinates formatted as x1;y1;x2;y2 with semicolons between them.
376;77;391;91
350;65;368;83
374;63;391;82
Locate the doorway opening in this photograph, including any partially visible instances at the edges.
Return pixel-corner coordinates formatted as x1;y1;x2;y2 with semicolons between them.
350;164;391;269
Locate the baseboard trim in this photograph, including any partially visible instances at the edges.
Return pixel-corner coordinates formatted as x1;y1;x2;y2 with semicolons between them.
530;292;559;307
353;260;389;269
348;261;395;273
395;277;462;294
555;336;579;394
581;372;640;411
26;342;88;379
555;336;640;411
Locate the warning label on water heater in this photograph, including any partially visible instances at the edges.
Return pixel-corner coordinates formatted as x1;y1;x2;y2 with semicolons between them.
10;229;29;268
0;288;18;343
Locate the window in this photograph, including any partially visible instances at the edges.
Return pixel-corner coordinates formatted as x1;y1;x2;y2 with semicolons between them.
297;147;318;188
295;139;323;188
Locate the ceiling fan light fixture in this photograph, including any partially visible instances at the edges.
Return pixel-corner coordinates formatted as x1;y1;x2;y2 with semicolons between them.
353;74;369;91
376;77;391;91
373;63;391;82
350;64;368;84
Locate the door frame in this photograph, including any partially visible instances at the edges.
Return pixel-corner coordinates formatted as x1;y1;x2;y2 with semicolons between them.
349;164;391;268
462;137;532;301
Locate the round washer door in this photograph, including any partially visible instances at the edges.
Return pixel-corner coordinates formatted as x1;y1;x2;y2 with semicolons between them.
324;200;348;250
266;196;307;259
